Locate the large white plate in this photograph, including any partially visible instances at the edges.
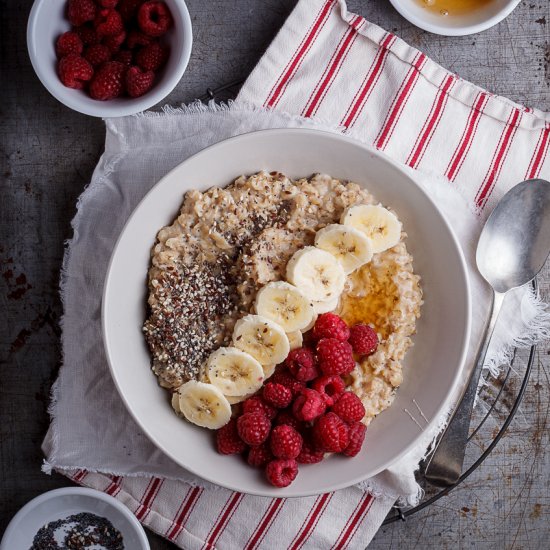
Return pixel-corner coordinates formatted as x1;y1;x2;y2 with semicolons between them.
103;129;471;497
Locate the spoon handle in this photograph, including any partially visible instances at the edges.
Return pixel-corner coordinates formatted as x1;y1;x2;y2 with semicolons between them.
424;290;506;487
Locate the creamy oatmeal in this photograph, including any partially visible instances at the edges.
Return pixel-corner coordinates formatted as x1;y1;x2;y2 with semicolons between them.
143;171;422;422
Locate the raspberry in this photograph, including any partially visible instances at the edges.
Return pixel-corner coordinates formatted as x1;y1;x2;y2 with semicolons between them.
94;8;124;37
83;44;111;66
271;371;306;397
263;383;292;409
273;410;303;432
58;54;94;89
342;422;367;457
348;324;378;356
118;0;144;21
98;0;119;7
67;0;97;27
270;425;303;459
125;66;154;97
292;388;326;422
89;61;126;100
216;419;246;455
56;32;83;58
285;348;319;382
316;338;355;376
313;412;350;452
126;30;152;49
331;391;365;424
265;459;298;488
138;1;173;37
242;396;277;420
247;442;273;467
312;313;350;341
75;24;100;46
113;49;133;65
104;31;126;52
297;438;325;464
237;412;271;446
135;42;168;71
311;374;346;407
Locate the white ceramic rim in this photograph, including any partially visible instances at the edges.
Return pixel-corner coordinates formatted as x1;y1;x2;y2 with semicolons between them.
388;0;521;36
26;0;193;117
102;128;471;497
0;487;150;550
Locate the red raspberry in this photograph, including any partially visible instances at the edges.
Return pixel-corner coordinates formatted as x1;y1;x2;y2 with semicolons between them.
118;0;144;21
247;443;273;467
135;42;168;71
125;66;155;97
292;388;326;422
271;371;306;397
58;54;94;89
285;347;319;382
343;422;367;457
75;24;100;46
313;412;350;452
331;392;365;424
113;49;133;65
270;425;303;459
138;1;173;37
83;44;111;66
216;419;246;455
94;9;124;37
56;32;83;58
89;61;126;100
104;31;127;52
348;324;378;356
273;410;303;432
263;383;292;409
316;338;355;376
297;438;325;464
265;459;298;488
67;0;97;27
237;412;271;446
98;0;119;7
242;396;277;420
311;374;346;407
312;313;350;341
126;30;152;50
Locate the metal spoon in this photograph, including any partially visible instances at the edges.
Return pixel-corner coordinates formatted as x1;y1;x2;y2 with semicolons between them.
424;178;550;487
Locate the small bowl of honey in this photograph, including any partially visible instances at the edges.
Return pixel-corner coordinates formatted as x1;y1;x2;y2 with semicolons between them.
388;0;521;36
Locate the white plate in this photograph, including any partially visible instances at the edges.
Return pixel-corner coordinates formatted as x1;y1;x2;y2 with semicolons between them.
0;488;149;549
102;128;471;497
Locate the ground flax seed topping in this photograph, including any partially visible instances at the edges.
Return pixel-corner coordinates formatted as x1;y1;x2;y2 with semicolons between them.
143;171;422;422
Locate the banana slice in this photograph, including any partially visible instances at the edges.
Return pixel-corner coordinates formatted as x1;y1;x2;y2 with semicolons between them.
233;314;290;365
312;294;340;314
315;224;373;274
287;330;303;350
263;363;277;379
206;347;264;397
255;281;316;332
341;204;401;253
176;380;232;429
286;246;346;302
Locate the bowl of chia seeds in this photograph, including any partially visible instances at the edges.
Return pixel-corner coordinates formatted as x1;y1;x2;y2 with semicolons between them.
0;487;149;550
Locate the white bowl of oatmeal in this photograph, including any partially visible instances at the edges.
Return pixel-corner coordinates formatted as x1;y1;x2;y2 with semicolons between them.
103;128;471;497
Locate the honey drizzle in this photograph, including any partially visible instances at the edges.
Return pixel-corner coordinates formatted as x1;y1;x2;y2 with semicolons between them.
415;0;494;16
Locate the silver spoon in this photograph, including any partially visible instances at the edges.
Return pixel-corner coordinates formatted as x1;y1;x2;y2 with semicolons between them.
424;178;550;487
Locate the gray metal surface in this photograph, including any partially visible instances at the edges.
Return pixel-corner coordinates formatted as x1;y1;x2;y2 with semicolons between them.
1;0;549;548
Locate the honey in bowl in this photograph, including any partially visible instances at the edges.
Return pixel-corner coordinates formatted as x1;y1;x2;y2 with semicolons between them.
416;0;494;16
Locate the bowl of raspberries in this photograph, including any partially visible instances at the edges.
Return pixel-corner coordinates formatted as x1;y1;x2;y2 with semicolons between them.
27;0;192;116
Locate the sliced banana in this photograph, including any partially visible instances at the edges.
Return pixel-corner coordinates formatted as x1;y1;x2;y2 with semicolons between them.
206;347;264;397
287;330;303;350
233;314;290;366
263;363;277;379
176;380;232;429
312;294;340;314
171;391;182;415
286;246;346;303
315;224;373;274
255;281;316;332
341;204;401;253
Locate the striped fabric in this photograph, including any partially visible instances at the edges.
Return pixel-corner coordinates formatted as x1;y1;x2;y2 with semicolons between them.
65;0;550;547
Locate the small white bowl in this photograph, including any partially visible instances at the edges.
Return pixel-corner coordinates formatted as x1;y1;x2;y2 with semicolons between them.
0;487;150;550
389;0;521;36
27;0;193;117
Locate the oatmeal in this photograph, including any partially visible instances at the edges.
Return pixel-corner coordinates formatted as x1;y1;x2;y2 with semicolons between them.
144;171;422;423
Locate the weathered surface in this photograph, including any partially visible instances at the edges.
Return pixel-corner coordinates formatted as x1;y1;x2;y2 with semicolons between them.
1;0;549;548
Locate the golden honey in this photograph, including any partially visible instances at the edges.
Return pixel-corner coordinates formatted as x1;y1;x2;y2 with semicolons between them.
415;0;494;16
